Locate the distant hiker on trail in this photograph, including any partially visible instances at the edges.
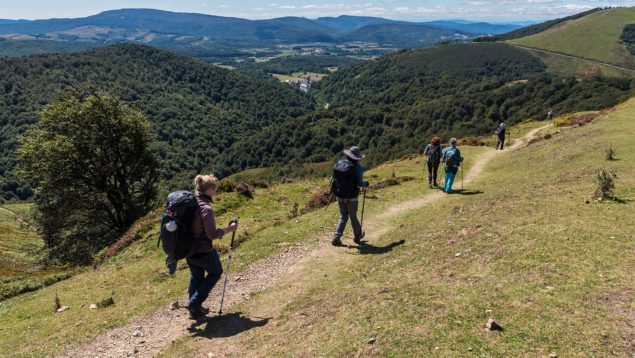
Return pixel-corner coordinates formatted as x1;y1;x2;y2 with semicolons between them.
495;123;506;150
442;138;464;194
331;146;369;247
547;109;554;125
423;136;443;188
186;174;238;317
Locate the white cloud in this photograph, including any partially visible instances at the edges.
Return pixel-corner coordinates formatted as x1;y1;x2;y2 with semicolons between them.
279;5;296;9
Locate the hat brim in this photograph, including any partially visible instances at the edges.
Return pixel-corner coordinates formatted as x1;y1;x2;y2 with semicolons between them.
343;150;365;161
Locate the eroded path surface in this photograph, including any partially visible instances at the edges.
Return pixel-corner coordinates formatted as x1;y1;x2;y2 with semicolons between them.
59;126;547;358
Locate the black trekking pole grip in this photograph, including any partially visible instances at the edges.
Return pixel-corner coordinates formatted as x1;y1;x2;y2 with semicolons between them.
228;217;239;248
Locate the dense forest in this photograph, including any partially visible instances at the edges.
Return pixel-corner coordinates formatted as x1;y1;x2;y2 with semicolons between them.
216;43;633;172
475;8;604;42
0;44;314;201
1;42;633;202
0;38;98;57
235;56;364;79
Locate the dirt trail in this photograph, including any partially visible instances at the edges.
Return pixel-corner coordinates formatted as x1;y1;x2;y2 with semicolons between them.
58;126;547;358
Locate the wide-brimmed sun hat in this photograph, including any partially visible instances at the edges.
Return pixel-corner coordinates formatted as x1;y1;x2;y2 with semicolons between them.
343;146;365;161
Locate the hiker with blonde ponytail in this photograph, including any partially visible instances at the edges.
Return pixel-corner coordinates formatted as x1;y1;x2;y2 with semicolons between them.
185;174;238;317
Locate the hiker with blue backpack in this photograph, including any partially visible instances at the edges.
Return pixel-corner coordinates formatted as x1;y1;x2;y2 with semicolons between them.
331;146;370;246
442;138;464;194
423;136;443;188
159;174;238;318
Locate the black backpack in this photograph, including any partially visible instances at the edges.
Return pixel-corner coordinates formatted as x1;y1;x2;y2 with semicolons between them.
331;160;359;199
158;191;200;260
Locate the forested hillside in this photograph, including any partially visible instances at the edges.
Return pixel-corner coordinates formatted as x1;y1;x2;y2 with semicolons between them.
0;44;314;201
1;42;632;201
235;56;363;79
0;38;97;57
217;43;633;171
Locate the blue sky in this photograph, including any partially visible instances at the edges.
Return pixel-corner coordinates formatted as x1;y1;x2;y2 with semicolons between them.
1;0;633;21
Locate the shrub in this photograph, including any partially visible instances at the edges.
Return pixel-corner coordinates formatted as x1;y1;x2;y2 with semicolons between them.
595;168;617;200
247;179;269;189
605;144;615;161
218;178;236;192
289;202;299;219
304;190;335;212
236;182;254;198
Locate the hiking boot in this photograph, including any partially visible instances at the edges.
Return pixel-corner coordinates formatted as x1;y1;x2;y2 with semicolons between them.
354;236;362;244
186;304;207;318
429;184;433;189
331;238;343;247
433;183;439;188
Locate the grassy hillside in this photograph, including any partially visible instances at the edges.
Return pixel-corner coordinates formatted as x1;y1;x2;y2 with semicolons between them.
477;8;603;42
508;8;635;70
0;204;73;300
163;99;635;357
0;142;496;356
521;47;635;78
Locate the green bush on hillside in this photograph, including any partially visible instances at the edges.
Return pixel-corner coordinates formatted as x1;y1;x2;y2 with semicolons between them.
595;168;617;200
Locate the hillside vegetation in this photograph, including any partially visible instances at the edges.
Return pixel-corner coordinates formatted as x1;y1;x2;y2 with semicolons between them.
508;8;635;69
164;98;635;357
0;44;314;201
217;43;633;172
621;24;635;55
477;8;603;42
234;55;363;80
0;204;73;300
0;38;97;57
0;144;495;356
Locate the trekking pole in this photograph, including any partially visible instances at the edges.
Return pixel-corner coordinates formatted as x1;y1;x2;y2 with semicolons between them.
460;163;464;191
218;217;239;316
360;188;366;238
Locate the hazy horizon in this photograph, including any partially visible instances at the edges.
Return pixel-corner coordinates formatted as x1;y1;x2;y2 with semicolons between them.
1;1;633;22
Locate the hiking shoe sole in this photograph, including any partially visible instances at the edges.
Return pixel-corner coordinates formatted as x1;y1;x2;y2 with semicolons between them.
186;305;207;318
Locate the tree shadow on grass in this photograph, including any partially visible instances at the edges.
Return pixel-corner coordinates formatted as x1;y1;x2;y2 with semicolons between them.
347;239;406;255
188;312;271;339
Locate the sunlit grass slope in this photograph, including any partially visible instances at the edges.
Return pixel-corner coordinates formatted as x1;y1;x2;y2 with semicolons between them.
166;99;634;356
509;8;635;69
0;143;491;357
0;204;74;300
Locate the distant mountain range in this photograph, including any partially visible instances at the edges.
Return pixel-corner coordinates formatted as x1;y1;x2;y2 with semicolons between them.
0;9;524;55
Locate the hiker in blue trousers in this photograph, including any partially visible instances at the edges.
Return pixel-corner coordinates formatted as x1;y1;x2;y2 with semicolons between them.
331;146;369;246
442;138;464;194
